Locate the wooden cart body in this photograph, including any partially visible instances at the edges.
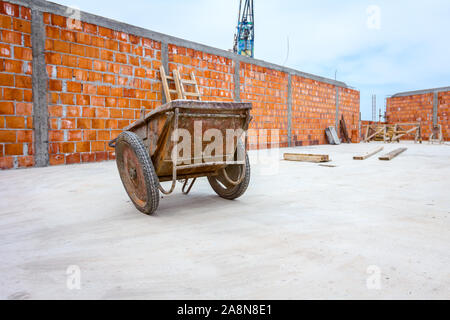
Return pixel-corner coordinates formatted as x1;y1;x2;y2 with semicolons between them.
110;100;252;214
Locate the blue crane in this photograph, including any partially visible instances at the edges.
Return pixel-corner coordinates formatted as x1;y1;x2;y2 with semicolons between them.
233;0;254;58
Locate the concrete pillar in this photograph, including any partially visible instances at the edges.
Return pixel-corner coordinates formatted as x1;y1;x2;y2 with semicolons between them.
234;59;240;102
31;9;49;167
287;74;292;147
335;87;340;131
433;91;438;126
161;41;169;104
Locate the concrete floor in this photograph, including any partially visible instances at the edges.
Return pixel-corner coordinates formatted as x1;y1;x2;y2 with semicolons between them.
0;141;449;300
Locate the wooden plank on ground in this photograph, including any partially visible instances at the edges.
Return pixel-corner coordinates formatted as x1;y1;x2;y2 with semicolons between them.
378;148;407;161
353;146;384;160
284;153;330;163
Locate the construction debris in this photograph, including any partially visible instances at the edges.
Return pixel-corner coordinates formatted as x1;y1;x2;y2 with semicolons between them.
429;124;444;144
339;115;351;143
325;127;341;145
353;146;384;160
284;153;330;163
378;148;407;161
363;123;422;143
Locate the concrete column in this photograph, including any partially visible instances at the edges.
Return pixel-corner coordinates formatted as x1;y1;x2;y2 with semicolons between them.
433;91;438;126
234;59;240;102
161;41;169;104
287;74;292;147
31;9;49;167
335;86;340;131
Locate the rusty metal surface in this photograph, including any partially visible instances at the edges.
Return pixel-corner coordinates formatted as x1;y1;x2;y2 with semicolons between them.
116;142;148;207
116;100;252;180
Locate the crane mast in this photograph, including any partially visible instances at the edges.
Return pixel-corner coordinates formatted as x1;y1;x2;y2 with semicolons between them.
233;0;254;58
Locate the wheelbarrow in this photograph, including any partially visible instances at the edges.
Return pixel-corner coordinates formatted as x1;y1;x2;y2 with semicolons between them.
109;100;252;215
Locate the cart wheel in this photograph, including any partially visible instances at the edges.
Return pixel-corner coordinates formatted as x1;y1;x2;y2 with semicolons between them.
115;131;160;215
207;142;250;200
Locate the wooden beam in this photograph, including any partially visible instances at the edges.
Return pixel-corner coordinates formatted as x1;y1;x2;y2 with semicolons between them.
353;146;384;160
284;153;330;163
378;148;407;161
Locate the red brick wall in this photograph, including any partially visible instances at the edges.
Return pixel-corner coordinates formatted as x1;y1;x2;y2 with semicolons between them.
168;44;234;102
291;76;335;146
0;1;33;169
339;87;360;143
386;90;449;141
44;12;162;165
241;63;289;149
0;0;360;169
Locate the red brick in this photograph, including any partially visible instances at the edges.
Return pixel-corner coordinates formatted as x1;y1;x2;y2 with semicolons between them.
18;156;34;168
0;43;11;57
46;52;61;65
49;79;62;91
0;15;11;28
50;154;65;165
0;74;13;87
77;118;91;129
13;47;32;61
0;130;16;142
68;130;82;141
91;119;105;129
16;102;32;115
61;118;75;129
78;57;92;69
5;143;22;155
85;46;99;58
76;95;90;105
91;141;105;152
0;156;14;169
53;40;71;53
13;18;31;33
75;32;91;45
83;22;98;35
4;60;22;73
60;142;74;153
76;141;90;152
51;14;67;28
0;102;14;114
46;26;60;39
96;107;109;118
57;67;72;79
67;81;82;93
48;105;63;117
73;69;88;81
70;43;85;56
66;153;80;164
62;55;77;67
2;30;21;44
81;107;95;117
15;75;32;89
17;130;32;143
4;88;23;101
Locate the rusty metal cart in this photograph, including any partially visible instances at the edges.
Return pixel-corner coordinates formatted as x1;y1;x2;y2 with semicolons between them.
109;100;252;215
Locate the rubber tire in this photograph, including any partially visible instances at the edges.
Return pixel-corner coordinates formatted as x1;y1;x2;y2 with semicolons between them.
207;143;250;200
115;131;160;215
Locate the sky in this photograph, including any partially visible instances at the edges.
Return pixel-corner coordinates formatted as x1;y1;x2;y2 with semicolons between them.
50;0;450;120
